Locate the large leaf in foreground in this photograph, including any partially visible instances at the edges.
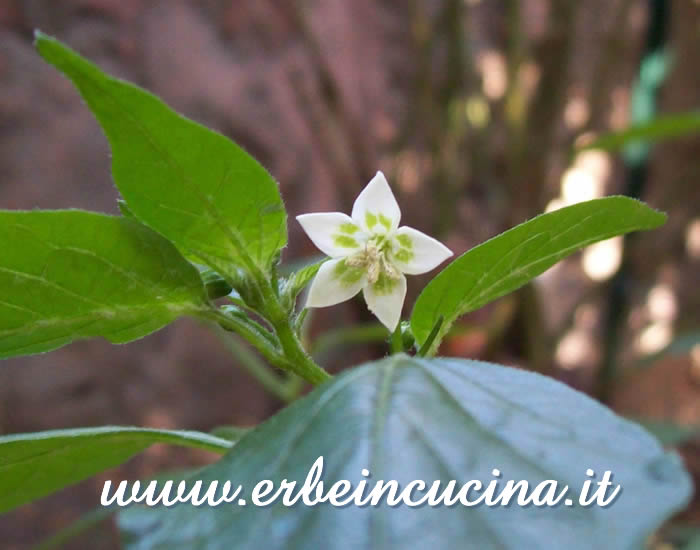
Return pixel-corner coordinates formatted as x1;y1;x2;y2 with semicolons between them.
0;210;208;358
0;426;232;514
119;356;691;550
411;197;666;353
35;32;287;277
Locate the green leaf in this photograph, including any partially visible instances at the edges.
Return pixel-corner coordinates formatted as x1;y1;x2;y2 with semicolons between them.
411;197;667;353
634;419;700;448
576;111;700;153
199;269;234;300
0;426;232;514
281;259;326;311
0;210;208;358
118;355;691;550
209;425;251;442
34;32;287;278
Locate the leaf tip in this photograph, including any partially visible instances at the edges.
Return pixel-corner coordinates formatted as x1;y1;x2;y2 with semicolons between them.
654;208;669;226
33;29;51;49
33;29;59;62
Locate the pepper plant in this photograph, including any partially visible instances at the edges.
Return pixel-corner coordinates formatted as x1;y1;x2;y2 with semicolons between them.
0;33;692;550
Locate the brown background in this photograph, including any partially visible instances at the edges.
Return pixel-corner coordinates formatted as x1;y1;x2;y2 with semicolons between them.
0;1;698;548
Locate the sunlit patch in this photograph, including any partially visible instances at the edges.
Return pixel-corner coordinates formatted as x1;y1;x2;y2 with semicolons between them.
647;283;678;322
564;95;590;130
576;150;611;183
518;62;541;97
635;321;673;355
556;329;594;370
561;168;602;205
477;50;507;100
548;149;609;219
545;198;565;213
686;218;700;259
582;236;623;281
609;86;630;130
465;95;490;128
396;151;425;194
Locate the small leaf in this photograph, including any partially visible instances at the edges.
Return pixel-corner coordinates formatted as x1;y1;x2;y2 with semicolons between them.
117;199;135;218
35;32;287;278
411;197;666;353
0;426;232;514
200;269;234;300
577;111;700;153
118;356;691;550
0;210;209;358
281;259;326;310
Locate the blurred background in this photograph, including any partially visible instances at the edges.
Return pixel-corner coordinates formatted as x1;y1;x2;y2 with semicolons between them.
0;0;698;548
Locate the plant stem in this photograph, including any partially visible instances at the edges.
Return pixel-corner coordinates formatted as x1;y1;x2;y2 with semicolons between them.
390;325;404;354
204;309;287;367
253;269;331;385
271;314;331;385
219;331;304;403
208;307;329;385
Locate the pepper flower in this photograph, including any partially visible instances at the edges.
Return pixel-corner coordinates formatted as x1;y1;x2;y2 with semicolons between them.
296;171;453;331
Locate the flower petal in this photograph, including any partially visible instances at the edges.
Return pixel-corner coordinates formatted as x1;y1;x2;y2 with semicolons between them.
391;226;453;275
296;213;365;258
351;171;401;234
305;258;366;308
363;273;406;332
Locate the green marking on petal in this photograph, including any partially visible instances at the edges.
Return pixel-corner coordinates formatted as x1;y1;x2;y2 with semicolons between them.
372;272;398;296
394;248;414;263
333;235;359;248
396;234;413;249
378;214;392;231
334;259;365;287
339;223;360;234
365;212;377;230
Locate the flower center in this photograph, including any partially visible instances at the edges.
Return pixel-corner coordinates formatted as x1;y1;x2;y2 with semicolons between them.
346;236;400;284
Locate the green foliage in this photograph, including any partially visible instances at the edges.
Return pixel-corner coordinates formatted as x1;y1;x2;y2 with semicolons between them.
35;32;287;279
209;425;251;442
635;419;700;448
411;197;667;355
0;210;208;358
200;269;234;300
118;356;691;550
281;259;325;311
0;426;231;514
0;34;685;550
577;111;700;154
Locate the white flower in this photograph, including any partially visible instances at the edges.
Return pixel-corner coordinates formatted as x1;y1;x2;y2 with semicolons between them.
296;171;453;332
